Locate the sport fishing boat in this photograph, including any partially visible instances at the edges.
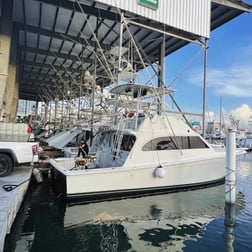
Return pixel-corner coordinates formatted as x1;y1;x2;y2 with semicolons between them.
49;84;245;199
46;4;249;200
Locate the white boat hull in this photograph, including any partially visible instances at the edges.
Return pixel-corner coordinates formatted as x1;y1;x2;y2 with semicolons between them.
48;113;246;199
50;155;226;199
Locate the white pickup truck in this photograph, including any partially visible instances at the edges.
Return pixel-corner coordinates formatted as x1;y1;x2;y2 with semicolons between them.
0;142;39;177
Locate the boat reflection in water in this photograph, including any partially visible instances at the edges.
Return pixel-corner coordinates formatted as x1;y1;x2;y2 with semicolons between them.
62;184;226;252
11;180;247;252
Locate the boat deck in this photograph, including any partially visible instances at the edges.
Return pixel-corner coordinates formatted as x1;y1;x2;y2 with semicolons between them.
0;166;33;251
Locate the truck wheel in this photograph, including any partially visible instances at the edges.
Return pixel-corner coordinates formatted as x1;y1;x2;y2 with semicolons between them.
0;153;13;177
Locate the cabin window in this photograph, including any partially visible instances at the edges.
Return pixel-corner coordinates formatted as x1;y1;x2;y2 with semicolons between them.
185;136;208;148
142;136;208;151
99;133;108;147
120;135;136;151
112;134;136;151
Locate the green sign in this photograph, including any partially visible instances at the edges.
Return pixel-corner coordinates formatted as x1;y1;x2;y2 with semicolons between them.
138;0;159;10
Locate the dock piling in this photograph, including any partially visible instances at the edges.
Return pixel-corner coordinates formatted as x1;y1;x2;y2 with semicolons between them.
225;128;236;204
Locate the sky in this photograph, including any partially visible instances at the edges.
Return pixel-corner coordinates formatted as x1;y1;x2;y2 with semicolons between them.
163;3;252;130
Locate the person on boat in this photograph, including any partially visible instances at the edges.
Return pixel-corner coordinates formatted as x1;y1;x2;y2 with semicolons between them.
77;139;89;158
27;122;33;141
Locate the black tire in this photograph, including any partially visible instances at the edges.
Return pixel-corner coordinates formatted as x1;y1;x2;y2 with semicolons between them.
0;153;14;177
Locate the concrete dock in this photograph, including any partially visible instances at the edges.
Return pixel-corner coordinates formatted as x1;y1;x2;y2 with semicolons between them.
0;166;33;252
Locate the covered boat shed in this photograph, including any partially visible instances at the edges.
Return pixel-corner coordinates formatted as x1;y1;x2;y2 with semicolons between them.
0;0;251;122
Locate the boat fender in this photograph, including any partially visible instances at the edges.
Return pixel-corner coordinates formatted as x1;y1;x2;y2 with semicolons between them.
33;168;43;183
154;165;166;178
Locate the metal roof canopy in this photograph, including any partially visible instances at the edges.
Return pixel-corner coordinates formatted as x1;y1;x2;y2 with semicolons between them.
11;0;251;102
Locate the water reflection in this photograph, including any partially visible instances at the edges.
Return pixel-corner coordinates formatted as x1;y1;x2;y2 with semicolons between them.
64;185;225;251
14;182;67;252
224;203;236;252
12;183;226;251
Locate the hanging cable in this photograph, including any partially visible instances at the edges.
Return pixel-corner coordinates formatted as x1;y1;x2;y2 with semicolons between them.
75;0;116;83
167;48;204;88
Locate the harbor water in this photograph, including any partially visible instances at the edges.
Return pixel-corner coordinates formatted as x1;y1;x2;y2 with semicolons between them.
4;152;252;252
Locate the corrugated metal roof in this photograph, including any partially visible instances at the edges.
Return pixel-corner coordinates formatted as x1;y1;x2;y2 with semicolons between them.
8;0;251;102
96;0;211;38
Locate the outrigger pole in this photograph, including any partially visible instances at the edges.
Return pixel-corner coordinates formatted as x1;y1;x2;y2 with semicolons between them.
202;38;209;138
